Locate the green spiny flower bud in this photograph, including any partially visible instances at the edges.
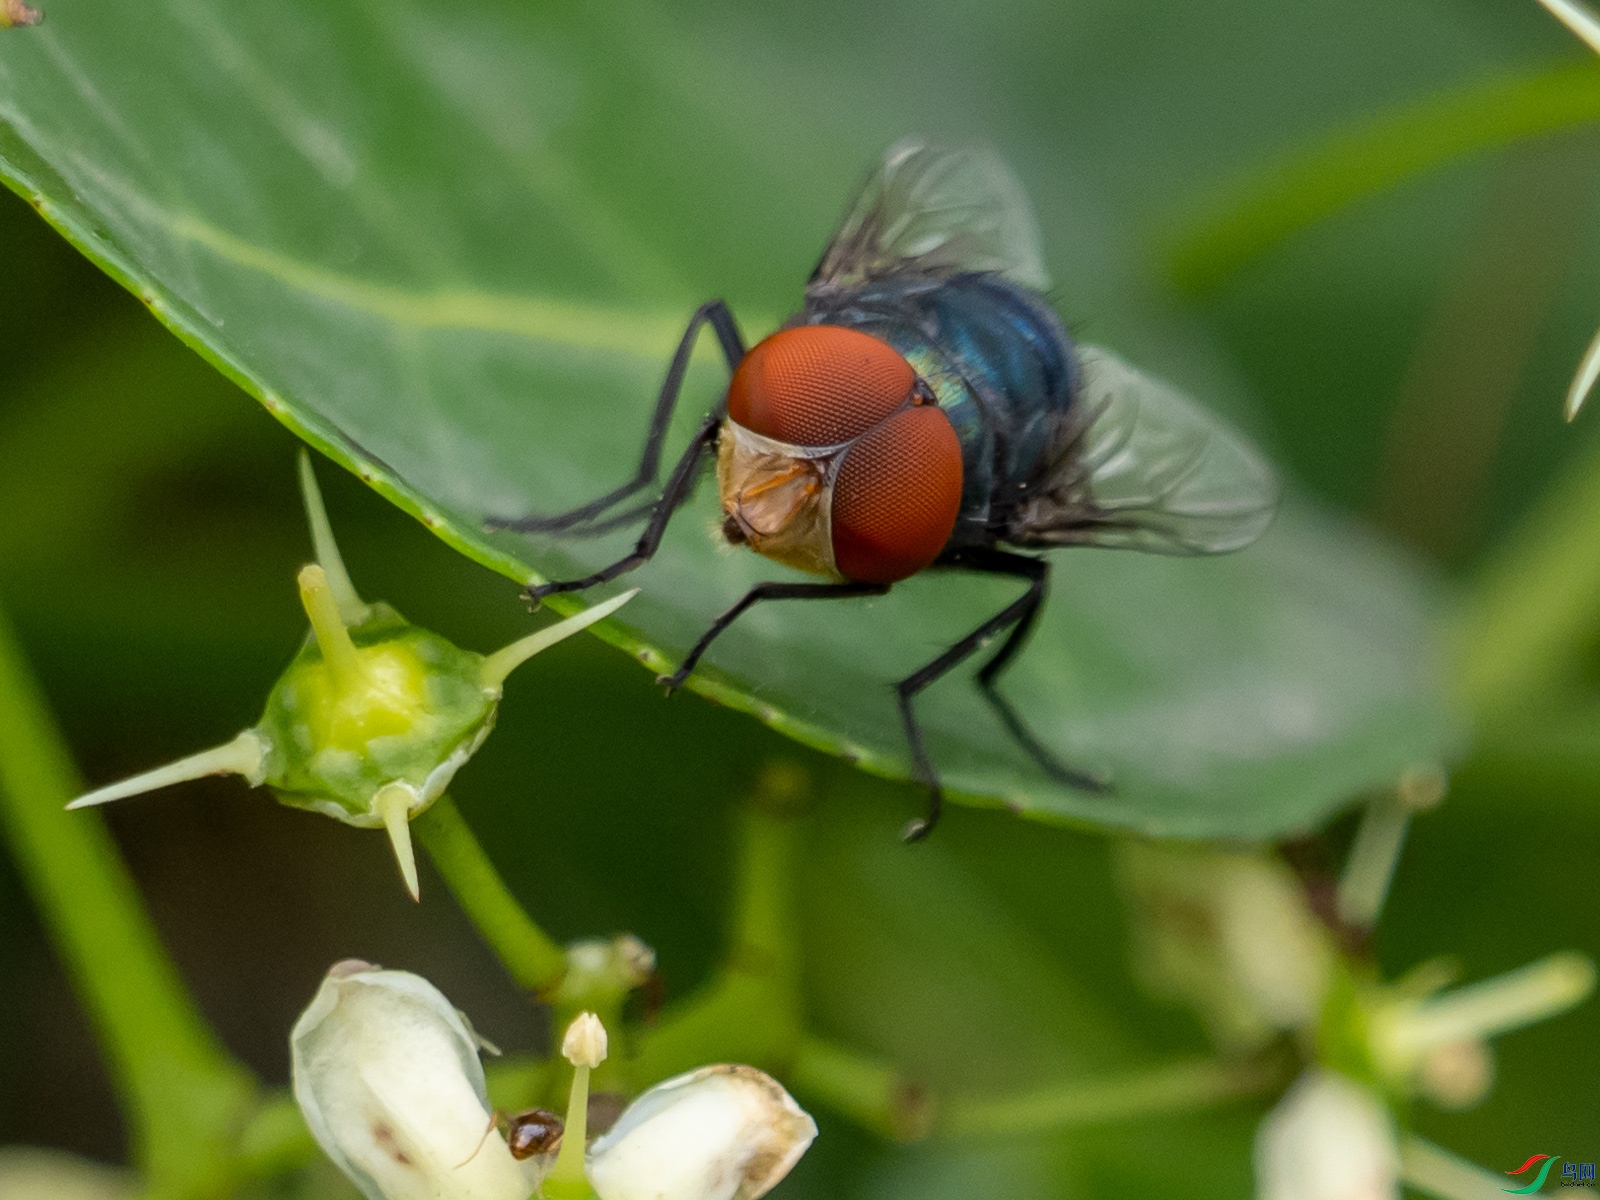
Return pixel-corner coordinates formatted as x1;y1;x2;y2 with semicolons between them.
67;451;636;899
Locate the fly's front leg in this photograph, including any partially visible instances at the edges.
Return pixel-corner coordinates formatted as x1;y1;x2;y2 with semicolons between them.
661;580;889;692
522;413;722;602
486;299;745;537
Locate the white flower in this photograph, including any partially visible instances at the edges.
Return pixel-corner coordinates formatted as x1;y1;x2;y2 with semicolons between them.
293;975;817;1200
587;1066;817;1200
290;961;534;1200
1119;843;1332;1051
1255;1070;1399;1200
0;1147;136;1200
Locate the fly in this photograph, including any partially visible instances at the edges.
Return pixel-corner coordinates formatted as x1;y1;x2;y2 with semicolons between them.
488;140;1281;840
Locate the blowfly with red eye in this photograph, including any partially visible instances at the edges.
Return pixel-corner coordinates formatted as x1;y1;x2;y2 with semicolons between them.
487;140;1280;841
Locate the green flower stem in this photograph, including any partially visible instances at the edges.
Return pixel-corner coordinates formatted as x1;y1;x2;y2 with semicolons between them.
789;1036;930;1141
1450;431;1600;722
627;769;929;1137
544;1060;593;1196
235;1091;317;1179
1165;61;1600;295
631;798;802;1083
411;794;568;993
936;1057;1281;1139
0;604;256;1200
486;1054;559;1112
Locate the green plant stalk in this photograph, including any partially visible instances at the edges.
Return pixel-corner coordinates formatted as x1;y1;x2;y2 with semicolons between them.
1165;61;1600;294
789;1035;929;1142
936;1056;1281;1138
627;786;928;1138
235;1091;317;1180
412;794;568;993
1450;429;1600;722
630;803;803;1083
0;604;256;1200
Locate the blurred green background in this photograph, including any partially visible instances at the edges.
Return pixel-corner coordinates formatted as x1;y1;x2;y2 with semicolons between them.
2;0;1598;1197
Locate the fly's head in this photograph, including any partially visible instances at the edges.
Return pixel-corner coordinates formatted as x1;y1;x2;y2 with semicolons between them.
717;324;964;585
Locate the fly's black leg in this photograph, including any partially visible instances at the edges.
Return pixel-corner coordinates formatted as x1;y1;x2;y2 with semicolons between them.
523;413;722;601
896;547;1108;843
537;497;658;540
486;299;745;537
660;581;890;693
966;550;1112;795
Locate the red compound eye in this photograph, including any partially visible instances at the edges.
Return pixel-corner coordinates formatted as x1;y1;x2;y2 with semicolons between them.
728;325;915;447
831;406;964;584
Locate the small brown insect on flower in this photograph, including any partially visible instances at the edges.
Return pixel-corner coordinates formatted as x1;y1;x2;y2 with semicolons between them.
505;1108;564;1160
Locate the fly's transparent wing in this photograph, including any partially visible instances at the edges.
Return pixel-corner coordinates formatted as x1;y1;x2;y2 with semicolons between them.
807;139;1051;296
1010;346;1281;555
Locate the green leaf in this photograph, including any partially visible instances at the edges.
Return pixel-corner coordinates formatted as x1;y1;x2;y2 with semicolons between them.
0;1;1457;839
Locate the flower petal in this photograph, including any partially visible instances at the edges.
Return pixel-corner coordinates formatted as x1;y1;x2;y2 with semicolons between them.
587;1065;817;1200
290;961;532;1200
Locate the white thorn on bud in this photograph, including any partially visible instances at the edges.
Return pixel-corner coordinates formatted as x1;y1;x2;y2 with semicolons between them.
373;784;420;901
298;450;370;625
562;1012;608;1069
1254;1069;1398;1200
66;730;266;810
479;589;639;692
299;564;367;687
587;1065;818;1200
1564;321;1600;421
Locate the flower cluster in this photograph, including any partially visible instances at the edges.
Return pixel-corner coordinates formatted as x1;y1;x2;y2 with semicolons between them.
1120;802;1594;1199
291;962;817;1200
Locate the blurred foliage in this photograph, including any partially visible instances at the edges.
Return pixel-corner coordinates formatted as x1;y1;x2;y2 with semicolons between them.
0;1;1598;1199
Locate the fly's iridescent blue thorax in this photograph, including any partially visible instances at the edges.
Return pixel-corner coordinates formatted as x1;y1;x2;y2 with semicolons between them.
801;272;1080;550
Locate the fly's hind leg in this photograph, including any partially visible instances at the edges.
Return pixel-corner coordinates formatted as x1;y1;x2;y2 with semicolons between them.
896;548;1108;844
965;549;1110;795
483;300;745;597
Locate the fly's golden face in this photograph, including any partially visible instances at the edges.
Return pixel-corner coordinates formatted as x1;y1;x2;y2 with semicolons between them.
716;421;842;579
